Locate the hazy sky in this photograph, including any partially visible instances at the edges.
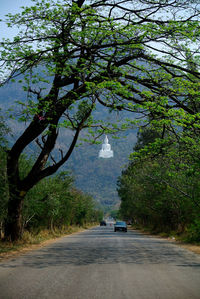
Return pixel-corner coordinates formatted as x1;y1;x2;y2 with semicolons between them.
0;0;33;40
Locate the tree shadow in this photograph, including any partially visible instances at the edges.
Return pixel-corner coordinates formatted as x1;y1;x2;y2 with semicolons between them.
1;227;200;269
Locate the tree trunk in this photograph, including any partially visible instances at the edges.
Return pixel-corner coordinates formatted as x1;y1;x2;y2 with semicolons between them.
0;221;3;239
4;192;24;241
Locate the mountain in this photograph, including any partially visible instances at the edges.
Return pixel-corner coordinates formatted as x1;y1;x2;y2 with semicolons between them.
65;132;137;210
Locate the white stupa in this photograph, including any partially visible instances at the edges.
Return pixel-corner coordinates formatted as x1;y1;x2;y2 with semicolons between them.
98;135;114;158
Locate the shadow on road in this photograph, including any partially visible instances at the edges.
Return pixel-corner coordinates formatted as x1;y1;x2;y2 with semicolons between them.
1;227;200;269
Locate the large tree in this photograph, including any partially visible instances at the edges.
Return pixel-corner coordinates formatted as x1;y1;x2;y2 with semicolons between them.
0;0;199;240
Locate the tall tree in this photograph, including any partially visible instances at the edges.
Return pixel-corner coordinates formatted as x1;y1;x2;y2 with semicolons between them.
0;111;9;237
0;0;199;240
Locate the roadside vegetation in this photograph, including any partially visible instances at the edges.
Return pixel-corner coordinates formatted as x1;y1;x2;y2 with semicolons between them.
0;225;94;257
117;127;200;244
0;137;103;252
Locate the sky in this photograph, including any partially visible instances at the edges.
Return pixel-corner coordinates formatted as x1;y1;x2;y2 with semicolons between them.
0;0;33;40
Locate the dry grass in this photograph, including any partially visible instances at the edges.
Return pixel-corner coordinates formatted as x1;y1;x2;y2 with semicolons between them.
0;224;96;262
177;243;200;255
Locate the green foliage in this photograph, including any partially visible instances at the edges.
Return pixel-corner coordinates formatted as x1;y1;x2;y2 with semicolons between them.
0;109;9;147
0;149;8;228
118;126;200;241
0;152;102;238
23;171;101;232
186;218;200;243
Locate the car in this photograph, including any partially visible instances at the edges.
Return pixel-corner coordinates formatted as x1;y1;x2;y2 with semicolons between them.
100;220;107;226
114;221;127;232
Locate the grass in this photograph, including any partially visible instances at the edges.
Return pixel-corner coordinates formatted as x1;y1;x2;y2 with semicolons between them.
0;223;97;257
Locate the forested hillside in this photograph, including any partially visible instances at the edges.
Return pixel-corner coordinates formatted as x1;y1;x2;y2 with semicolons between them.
66;132;136;209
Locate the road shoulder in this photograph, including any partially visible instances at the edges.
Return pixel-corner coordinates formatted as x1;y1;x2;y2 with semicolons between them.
129;227;200;255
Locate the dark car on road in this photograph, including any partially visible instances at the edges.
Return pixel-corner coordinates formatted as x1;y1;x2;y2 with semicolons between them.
100;220;107;226
114;221;127;232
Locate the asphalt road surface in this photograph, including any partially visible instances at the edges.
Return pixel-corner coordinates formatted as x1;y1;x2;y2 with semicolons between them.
0;224;200;299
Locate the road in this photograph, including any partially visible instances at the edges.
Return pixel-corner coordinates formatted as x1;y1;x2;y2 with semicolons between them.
0;224;200;299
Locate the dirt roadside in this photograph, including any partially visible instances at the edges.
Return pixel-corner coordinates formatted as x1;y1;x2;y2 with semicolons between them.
130;227;200;255
0;228;87;262
0;238;60;262
174;243;200;255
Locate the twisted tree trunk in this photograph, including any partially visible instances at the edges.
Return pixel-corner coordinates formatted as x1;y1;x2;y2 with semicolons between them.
4;190;25;241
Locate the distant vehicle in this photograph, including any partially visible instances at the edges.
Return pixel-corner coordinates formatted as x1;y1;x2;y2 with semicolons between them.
100;220;107;226
114;221;127;232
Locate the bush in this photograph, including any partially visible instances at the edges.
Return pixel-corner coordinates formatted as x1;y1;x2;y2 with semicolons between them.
186;219;200;243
